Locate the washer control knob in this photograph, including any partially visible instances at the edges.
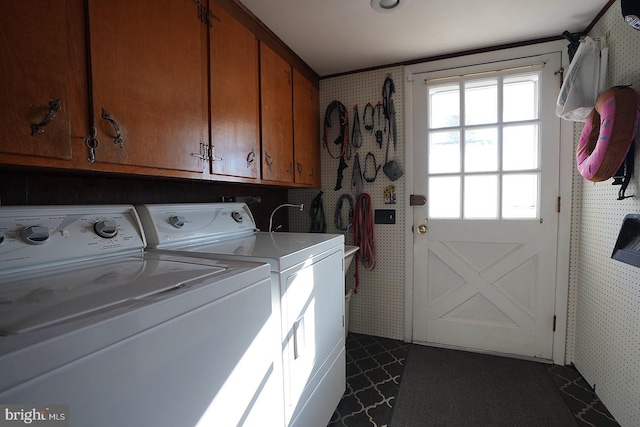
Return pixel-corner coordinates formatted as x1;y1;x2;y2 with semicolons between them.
231;211;244;223
169;216;186;228
20;226;50;245
94;220;118;238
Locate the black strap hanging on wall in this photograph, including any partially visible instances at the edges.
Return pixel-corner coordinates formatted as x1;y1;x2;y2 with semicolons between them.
374;101;384;147
363;152;381;182
334;194;354;231
309;191;327;233
323;100;348;159
334;155;349;191
363;102;374;133
352;104;363;148
612;144;635;200
352;153;363;197
382;75;395;120
383;100;404;181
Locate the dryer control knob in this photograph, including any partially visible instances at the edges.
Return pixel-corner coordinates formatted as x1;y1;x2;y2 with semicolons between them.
169;216;186;228
231;211;244;223
94;220;118;238
20;225;50;245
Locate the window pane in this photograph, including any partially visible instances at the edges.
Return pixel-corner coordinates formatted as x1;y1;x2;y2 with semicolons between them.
465;79;497;125
503;74;539;122
503;125;539;171
502;174;538;218
429;176;460;218
464;175;498;219
429;131;460;173
429;84;459;128
465;128;498;172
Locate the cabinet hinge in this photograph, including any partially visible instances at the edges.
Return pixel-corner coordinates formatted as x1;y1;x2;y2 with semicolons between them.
552;315;557;332
556;196;561;213
191;0;219;27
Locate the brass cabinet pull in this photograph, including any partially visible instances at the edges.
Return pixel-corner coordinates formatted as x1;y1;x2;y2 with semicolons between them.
101;108;124;148
247;148;255;168
264;150;273;170
31;99;62;136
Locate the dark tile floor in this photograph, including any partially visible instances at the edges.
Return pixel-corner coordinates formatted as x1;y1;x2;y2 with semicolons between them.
548;364;620;427
328;333;410;427
330;333;619;427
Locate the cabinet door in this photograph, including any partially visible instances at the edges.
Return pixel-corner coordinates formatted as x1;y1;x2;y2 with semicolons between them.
293;70;321;187
210;2;259;180
0;0;73;160
260;43;294;183
87;0;208;173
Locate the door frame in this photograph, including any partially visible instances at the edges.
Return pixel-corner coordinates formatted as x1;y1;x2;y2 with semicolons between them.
403;40;574;365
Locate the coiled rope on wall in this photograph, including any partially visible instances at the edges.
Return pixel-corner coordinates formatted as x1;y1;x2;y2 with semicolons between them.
353;193;376;293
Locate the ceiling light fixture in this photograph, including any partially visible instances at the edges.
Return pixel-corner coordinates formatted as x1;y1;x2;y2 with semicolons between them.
371;0;406;13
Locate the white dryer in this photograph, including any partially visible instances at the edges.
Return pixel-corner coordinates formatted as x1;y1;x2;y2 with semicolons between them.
0;205;283;427
136;203;346;427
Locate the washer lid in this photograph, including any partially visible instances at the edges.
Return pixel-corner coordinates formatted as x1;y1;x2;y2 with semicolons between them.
0;253;226;335
179;232;344;271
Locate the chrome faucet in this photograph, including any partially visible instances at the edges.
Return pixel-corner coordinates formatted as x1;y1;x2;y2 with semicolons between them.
269;203;304;232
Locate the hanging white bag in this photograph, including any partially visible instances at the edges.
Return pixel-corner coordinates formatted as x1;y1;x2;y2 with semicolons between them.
556;36;609;122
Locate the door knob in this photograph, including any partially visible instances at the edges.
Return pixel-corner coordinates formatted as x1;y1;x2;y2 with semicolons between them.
417;224;428;234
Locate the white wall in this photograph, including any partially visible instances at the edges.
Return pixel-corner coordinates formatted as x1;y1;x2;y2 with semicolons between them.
290;66;407;340
568;1;640;425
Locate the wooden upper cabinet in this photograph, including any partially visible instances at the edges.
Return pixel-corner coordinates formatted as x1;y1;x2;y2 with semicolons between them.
293;70;321;187
259;42;294;183
0;0;74;160
87;0;208;173
209;2;259;180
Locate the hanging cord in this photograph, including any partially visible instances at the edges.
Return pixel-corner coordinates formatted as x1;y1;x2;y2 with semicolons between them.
352;153;363;197
353;193;376;293
363;152;381;182
352;104;363;148
323;100;348;159
309;191;327;233
334;194;354;231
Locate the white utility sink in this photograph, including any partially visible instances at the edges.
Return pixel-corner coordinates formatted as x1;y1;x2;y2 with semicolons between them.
344;245;359;277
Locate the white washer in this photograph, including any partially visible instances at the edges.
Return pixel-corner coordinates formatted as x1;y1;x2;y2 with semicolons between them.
0;205;283;427
136;203;346;427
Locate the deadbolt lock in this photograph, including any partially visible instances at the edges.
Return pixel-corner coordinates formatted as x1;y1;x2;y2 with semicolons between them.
417;224;428;234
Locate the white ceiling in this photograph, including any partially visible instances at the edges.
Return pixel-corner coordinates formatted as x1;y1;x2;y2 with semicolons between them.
238;0;610;77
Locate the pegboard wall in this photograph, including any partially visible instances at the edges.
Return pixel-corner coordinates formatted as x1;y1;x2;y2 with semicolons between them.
567;1;640;425
289;66;406;340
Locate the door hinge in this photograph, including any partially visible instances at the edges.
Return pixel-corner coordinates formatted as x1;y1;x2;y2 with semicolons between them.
556;196;561;213
552;315;557;332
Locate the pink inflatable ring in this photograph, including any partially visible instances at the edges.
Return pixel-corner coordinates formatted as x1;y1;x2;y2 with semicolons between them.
577;86;640;182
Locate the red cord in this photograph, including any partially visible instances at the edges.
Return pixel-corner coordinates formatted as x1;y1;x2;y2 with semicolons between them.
352;193;376;293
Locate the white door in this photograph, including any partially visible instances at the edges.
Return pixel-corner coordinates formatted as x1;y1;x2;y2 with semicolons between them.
412;53;562;359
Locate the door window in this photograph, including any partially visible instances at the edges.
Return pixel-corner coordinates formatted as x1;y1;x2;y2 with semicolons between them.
427;72;541;220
